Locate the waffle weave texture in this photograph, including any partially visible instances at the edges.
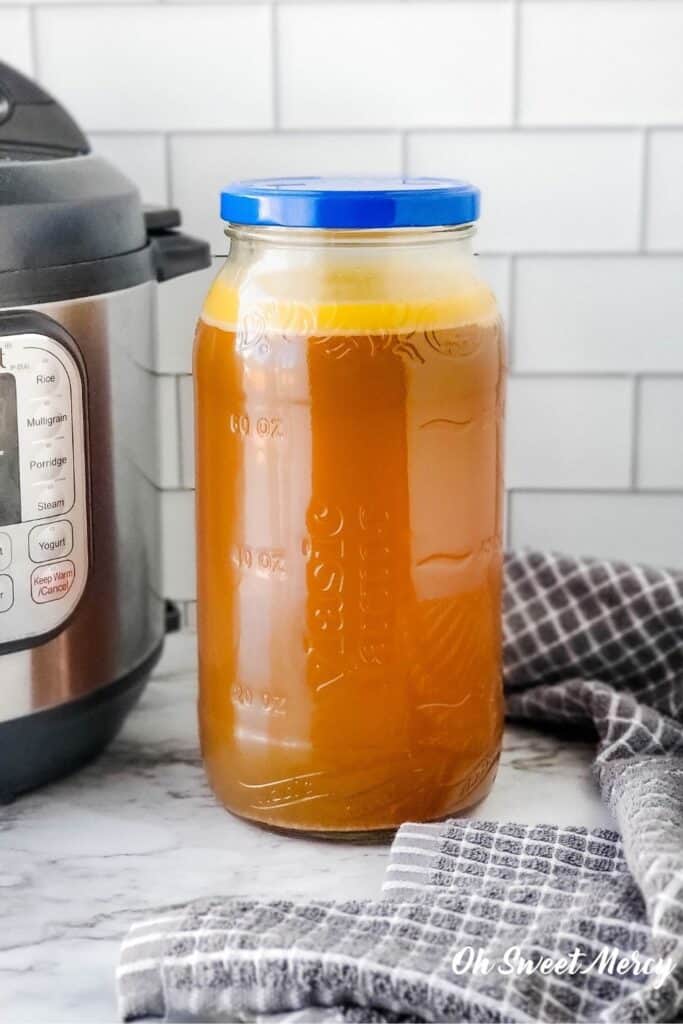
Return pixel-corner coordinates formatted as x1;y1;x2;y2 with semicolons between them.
118;551;683;1023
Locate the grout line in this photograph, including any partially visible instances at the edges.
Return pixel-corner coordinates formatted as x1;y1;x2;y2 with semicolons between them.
156;370;683;390
123;0;663;6
511;0;522;127
153;485;196;495
175;375;186;489
270;2;281;131
183;601;197;633
136;460;178;495
190;243;683;260
481;251;683;259
638;128;652;252
157;375;182;490
148;124;683;137
150;272;161;375
508;370;663;381
163;133;173;206
630;375;642;490
79;127;683;142
520;373;683;381
119;0;541;5
620;372;683;381
505;488;514;548
167;367;683;383
154;480;683;498
507;255;517;370
180;602;191;632
508;486;683;497
27;4;39;77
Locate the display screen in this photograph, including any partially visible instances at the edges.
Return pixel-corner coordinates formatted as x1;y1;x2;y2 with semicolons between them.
0;373;21;526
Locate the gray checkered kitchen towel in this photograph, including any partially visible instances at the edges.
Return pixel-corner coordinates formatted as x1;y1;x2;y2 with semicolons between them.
118;551;683;1023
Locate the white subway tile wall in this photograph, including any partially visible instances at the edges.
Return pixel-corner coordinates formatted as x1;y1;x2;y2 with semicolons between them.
1;7;33;75
506;377;634;490
278;3;515;128
88;134;168;205
171;132;403;253
178;376;196;490
647;132;683;251
520;2;683;126
637;379;683;491
35;7;274;131
510;493;683;570
8;0;683;622
155;259;220;375
160;490;196;603
514;257;683;372
408;131;643;252
476;257;511;327
157;377;183;491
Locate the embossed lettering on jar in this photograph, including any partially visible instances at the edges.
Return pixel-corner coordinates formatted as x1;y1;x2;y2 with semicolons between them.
194;178;506;833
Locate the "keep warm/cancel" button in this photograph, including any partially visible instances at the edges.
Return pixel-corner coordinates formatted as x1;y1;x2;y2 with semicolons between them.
31;560;76;604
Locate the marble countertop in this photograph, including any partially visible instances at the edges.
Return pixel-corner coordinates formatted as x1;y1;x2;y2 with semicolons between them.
1;634;613;1024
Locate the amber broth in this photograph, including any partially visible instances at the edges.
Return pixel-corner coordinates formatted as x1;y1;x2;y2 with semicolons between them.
195;308;505;832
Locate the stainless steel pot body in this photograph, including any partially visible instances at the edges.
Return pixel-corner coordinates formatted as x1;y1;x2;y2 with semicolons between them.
0;281;164;724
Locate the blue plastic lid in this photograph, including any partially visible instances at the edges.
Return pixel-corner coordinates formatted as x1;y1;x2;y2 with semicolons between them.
220;177;480;229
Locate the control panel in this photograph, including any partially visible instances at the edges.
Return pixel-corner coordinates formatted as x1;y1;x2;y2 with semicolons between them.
0;331;88;648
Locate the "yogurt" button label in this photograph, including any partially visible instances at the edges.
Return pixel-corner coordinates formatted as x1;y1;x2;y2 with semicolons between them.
29;521;74;563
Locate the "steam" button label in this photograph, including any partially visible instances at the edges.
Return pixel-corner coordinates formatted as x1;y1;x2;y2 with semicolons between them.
31;560;76;604
33;480;69;518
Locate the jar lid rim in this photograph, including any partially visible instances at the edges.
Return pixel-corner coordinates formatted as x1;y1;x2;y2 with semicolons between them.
220;177;480;229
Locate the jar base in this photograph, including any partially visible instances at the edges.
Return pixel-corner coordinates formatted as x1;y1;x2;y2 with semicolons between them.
209;755;500;841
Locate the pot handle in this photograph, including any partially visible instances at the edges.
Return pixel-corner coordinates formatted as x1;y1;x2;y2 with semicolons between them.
165;600;182;634
145;206;211;283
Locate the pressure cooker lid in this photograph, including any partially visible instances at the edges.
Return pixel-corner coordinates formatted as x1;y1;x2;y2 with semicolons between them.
0;62;147;275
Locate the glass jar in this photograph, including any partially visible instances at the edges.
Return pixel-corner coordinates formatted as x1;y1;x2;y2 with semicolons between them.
194;179;506;834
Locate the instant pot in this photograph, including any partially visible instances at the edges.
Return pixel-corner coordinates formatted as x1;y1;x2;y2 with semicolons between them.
0;63;210;799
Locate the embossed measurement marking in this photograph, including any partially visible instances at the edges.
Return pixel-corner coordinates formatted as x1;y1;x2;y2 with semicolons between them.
231;684;287;715
232;544;286;577
228;412;284;439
